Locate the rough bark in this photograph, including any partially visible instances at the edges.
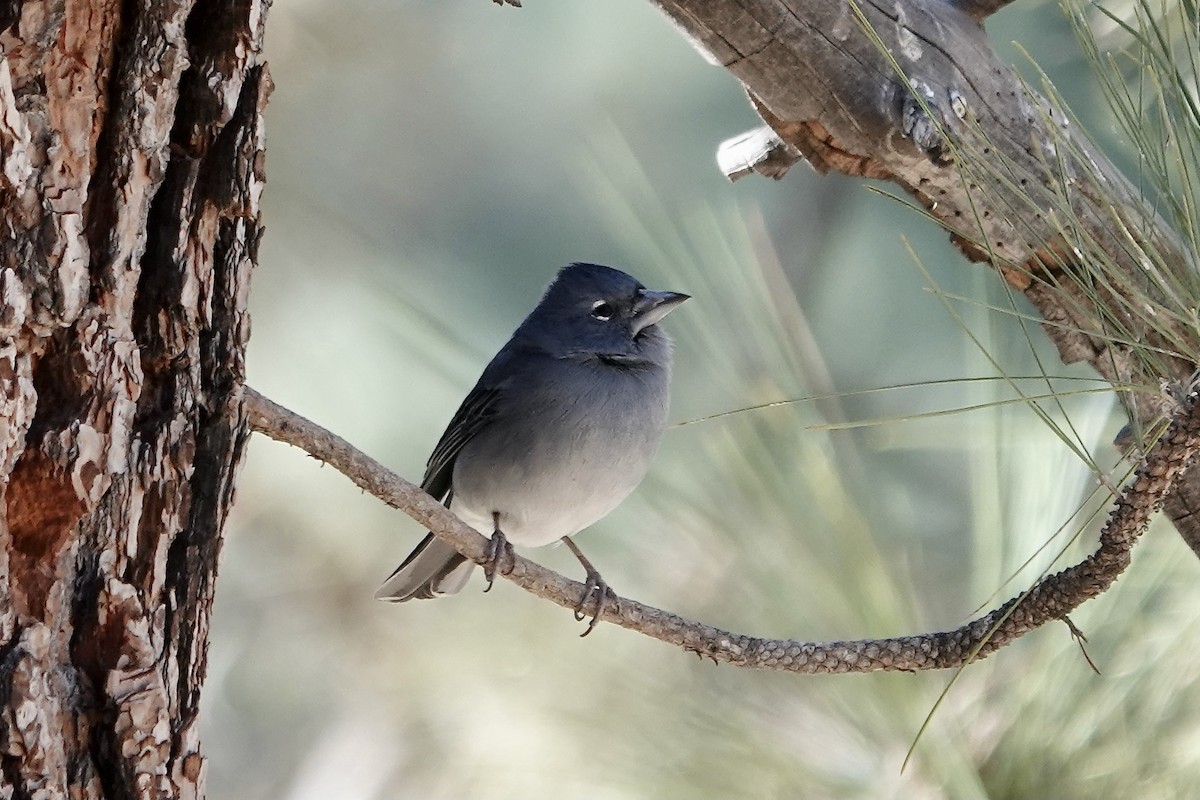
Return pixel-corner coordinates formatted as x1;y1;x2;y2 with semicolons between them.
651;0;1200;552
0;0;267;796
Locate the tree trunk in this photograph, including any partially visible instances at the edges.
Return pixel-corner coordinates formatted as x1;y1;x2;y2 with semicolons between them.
0;0;267;795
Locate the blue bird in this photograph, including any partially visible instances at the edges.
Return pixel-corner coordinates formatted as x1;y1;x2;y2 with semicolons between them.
375;263;688;632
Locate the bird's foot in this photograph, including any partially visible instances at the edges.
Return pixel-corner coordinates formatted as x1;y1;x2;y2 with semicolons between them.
574;567;618;637
560;536;618;636
482;530;514;592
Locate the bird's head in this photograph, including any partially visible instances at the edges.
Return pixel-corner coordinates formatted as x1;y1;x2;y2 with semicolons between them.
519;263;689;365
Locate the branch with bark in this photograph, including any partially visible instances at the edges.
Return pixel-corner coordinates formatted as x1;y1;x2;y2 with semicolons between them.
245;387;1200;672
951;0;1019;22
649;0;1200;553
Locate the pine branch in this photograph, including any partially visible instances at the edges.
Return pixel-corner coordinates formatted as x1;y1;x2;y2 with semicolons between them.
243;386;1200;673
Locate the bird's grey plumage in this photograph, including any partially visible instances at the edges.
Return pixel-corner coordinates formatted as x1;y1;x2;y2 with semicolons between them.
375;263;686;603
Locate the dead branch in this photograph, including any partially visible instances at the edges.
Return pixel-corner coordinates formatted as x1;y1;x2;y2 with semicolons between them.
648;0;1200;554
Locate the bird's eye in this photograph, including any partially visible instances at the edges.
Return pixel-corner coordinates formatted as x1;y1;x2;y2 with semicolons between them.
590;301;614;320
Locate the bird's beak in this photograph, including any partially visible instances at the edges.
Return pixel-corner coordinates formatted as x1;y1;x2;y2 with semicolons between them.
631;289;689;335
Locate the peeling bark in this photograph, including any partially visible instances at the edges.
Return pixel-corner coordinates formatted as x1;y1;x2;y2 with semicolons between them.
651;0;1200;553
0;0;267;795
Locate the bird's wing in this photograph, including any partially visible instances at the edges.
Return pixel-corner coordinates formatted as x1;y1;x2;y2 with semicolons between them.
378;348;536;602
379;416;485;599
422;342;542;500
420;383;502;502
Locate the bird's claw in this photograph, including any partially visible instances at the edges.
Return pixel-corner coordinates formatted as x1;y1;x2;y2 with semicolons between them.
482;530;514;592
574;568;618;637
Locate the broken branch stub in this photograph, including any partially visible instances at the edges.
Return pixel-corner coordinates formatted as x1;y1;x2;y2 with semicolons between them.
651;0;1200;553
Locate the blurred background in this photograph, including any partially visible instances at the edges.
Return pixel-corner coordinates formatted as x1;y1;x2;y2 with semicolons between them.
204;1;1200;798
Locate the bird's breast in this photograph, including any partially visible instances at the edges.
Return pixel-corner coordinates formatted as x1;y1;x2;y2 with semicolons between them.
449;363;670;547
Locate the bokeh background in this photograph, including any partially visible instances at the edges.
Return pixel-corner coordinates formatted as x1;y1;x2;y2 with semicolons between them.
203;1;1200;798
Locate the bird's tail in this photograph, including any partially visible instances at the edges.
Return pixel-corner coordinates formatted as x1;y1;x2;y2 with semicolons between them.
374;533;474;601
